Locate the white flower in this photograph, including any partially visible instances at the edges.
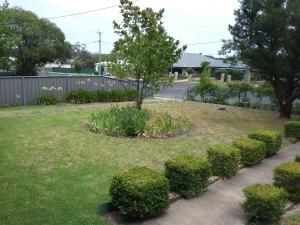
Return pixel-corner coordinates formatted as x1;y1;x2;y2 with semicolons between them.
41;86;48;90
57;87;63;91
48;86;56;91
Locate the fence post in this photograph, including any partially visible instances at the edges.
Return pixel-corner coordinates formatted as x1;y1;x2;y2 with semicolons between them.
66;76;70;93
21;77;26;106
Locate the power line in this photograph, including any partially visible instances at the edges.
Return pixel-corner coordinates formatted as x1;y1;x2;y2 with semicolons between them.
186;41;222;46
46;0;140;20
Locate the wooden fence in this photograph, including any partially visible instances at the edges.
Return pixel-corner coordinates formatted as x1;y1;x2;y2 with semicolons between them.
0;75;148;107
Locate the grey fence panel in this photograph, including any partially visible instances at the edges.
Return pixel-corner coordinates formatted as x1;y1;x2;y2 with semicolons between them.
0;77;22;106
0;75;150;107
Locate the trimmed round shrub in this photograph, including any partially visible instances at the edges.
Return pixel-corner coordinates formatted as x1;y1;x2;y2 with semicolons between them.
273;162;300;202
232;136;266;166
242;183;288;222
285;121;300;139
165;154;211;198
295;154;300;162
248;130;282;157
207;144;241;179
110;167;170;219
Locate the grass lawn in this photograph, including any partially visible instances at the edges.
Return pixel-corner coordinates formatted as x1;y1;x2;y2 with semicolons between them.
281;211;300;225
0;100;293;225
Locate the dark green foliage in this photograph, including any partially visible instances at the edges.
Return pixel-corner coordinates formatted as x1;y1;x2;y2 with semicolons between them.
7;8;71;75
227;82;254;104
242;183;288;222
295;154;300;162
285;121;300;139
232;136;266;166
273;162;300;202
110;167;170;219
36;95;59;105
186;67;194;75
66;89;96;104
165;154;211;198
207;144;241;179
220;0;300;118
248;130;282;157
89;105;150;137
214;69;244;81
66;88;138;104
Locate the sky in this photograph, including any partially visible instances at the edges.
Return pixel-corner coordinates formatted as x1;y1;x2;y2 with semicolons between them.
7;0;240;57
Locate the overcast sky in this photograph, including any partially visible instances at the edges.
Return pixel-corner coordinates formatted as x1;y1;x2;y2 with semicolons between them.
7;0;240;57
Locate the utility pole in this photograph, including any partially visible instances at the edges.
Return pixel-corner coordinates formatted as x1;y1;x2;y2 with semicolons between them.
97;31;102;75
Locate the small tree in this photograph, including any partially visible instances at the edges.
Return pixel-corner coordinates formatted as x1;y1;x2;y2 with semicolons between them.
108;0;186;109
220;0;300;118
72;42;95;73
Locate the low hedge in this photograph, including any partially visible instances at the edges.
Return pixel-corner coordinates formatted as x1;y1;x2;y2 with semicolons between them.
248;130;282;157
165;154;211;198
273;162;300;202
284;121;300;139
36;95;59;105
232;136;266;166
66;88;138;104
110;167;170;219
66;89;96;103
295;154;300;162
207;144;241;179
242;183;288;222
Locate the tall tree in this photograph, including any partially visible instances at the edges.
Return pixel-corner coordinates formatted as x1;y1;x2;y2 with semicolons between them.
72;42;95;73
7;8;72;75
0;1;19;70
108;0;186;109
220;0;300;118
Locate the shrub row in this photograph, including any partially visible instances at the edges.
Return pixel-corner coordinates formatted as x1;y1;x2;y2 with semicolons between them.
242;155;300;222
66;88;138;104
285;120;300;139
110;129;283;219
36;95;59;105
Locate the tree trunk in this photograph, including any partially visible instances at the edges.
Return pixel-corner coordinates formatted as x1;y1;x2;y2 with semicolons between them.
279;102;293;118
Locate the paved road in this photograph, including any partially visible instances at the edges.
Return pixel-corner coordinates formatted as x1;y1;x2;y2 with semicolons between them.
154;80;196;101
109;142;300;225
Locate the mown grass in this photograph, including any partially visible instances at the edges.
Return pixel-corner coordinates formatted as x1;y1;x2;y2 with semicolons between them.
0;100;293;225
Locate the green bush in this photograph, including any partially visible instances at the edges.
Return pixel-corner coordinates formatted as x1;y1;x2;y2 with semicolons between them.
143;112;190;138
273;162;300;202
89;105;150;137
295;154;300;162
214;69;244;81
67;88;138;104
232;136;266;166
207;144;241;179
248;130;282;157
36;95;59;105
110;167;170;219
285;121;300;139
242;183;288;222
165;154;211;198
66;89;96;104
227;82;254;104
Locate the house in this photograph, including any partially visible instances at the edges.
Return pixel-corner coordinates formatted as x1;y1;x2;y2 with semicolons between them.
171;53;246;75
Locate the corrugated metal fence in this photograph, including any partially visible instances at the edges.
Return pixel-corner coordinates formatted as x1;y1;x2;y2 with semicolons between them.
0;75;145;107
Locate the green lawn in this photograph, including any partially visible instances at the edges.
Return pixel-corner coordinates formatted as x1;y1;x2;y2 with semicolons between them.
281;211;300;225
0;101;293;225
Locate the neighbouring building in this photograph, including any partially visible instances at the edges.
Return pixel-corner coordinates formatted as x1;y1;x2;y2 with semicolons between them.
171;53;246;75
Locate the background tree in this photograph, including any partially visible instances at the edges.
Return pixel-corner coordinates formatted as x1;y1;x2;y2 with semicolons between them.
108;0;186;109
72;42;95;73
0;1;19;70
220;0;300;118
7;8;72;75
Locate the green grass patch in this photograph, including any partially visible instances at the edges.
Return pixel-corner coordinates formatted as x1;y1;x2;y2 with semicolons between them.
0;101;293;225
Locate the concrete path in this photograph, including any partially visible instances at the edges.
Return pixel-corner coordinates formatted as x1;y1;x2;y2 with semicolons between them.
111;142;300;225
